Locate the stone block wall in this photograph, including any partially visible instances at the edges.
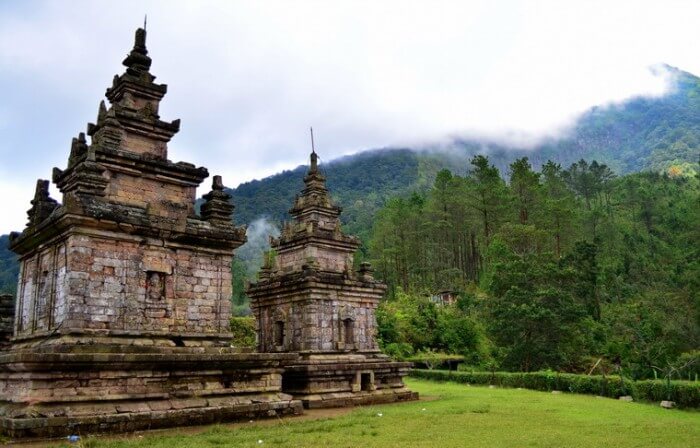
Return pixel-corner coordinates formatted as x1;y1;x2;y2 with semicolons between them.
276;244;353;274
103;170;197;221
0;363;282;405
14;232;233;342
14;241;68;335
256;287;380;353
0;348;302;438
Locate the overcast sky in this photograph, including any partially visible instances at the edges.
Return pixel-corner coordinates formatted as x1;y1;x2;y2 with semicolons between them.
1;0;698;233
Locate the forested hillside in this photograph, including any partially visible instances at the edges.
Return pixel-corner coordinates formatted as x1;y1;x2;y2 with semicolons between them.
229;65;700;239
371;156;699;378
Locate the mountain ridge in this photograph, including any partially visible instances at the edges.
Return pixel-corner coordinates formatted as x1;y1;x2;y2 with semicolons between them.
227;65;700;237
2;65;699;294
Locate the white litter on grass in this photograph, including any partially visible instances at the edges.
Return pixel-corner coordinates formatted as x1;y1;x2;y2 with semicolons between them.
377;412;383;417
258;440;264;444
421;408;427;411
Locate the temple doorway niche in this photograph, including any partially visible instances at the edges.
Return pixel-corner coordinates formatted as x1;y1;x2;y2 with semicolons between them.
339;304;356;349
356;371;375;392
343;318;354;345
275;320;285;346
272;308;287;350
361;373;372;391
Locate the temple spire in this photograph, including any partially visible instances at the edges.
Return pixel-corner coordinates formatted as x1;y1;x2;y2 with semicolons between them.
122;27;152;75
309;127;318;173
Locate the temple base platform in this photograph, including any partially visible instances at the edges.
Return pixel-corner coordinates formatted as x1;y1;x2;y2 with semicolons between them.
281;353;419;409
0;345;303;438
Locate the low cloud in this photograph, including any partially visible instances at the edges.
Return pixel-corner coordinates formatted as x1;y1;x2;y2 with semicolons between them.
236;218;281;279
0;1;697;233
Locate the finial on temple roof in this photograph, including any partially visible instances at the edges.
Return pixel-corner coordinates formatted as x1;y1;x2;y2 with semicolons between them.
122;26;151;75
309;127;318;173
310;127;316;155
212;175;224;191
144;14;147;31
135;28;146;52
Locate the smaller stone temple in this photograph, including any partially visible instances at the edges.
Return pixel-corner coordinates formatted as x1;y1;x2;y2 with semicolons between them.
248;151;417;408
0;28;301;438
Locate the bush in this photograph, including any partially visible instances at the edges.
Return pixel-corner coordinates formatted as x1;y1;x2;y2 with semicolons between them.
406;350;465;370
230;316;256;348
410;369;700;408
634;379;700;408
383;342;415;360
673;351;700;381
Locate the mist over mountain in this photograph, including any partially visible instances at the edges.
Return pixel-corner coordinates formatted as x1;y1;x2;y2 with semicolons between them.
228;65;700;237
1;65;699;295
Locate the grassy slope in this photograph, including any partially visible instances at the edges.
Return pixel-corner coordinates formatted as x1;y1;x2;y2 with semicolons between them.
56;379;699;448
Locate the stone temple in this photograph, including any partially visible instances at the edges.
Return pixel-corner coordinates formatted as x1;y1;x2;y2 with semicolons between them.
248;151;417;408
0;28;415;439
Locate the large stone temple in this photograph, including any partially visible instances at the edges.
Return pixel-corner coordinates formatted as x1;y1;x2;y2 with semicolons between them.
0;28;301;438
248;151;417;408
0;27;415;439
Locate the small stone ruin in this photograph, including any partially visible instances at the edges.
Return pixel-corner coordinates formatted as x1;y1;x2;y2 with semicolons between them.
0;27;416;439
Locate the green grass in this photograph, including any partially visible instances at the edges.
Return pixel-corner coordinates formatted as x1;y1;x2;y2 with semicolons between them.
56;379;699;448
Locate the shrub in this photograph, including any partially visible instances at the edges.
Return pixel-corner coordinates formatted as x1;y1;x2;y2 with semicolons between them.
230;316;256;348
383;342;415;360
673;351;700;381
406;350;465;370
410;369;700;408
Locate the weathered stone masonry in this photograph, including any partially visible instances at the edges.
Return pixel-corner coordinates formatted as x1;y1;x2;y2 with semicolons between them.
249;151;417;408
0;28;301;439
10;29;241;345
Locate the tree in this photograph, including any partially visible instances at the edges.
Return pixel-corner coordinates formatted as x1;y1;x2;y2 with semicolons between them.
508;157;541;224
465;155;509;243
564;241;600;321
487;250;588;371
541;161;579;258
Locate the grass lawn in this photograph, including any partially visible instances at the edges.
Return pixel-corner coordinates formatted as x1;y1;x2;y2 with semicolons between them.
51;378;699;448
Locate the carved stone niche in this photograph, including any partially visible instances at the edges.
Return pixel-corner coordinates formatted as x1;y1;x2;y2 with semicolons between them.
146;271;166;301
272;308;287;351
336;304;356;351
141;253;173;321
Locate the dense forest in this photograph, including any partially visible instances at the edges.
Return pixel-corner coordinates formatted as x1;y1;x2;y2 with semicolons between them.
371;156;699;379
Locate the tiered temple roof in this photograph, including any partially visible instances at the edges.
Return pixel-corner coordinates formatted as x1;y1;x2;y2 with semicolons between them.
11;28;245;255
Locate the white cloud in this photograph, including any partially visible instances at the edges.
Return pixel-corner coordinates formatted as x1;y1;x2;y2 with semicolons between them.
0;0;698;233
